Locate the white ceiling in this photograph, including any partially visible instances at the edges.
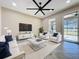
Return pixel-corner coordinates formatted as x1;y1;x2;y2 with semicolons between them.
0;0;79;18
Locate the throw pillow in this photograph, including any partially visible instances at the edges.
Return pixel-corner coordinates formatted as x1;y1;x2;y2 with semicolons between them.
0;42;11;59
5;35;13;42
53;33;58;37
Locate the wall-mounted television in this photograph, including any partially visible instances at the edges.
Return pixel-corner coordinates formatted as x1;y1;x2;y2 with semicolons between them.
19;23;32;31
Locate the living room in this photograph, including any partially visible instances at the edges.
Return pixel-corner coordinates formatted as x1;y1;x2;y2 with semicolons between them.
0;0;79;59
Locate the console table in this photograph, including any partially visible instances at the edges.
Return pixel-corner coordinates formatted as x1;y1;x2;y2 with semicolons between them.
17;34;33;40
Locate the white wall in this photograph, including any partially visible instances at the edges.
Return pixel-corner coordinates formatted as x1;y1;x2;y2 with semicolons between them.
1;7;42;36
0;6;1;36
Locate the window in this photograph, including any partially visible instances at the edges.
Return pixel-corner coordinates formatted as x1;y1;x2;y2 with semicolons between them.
64;13;79;42
49;18;56;33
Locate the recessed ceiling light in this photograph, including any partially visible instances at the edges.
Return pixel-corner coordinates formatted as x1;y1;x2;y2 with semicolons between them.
12;2;16;6
66;0;71;3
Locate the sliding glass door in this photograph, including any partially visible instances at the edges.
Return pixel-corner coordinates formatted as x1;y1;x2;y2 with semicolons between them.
64;13;79;43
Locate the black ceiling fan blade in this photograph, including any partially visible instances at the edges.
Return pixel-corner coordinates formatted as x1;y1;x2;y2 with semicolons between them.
51;9;54;10
42;9;54;10
27;8;38;10
33;0;40;8
34;10;39;15
42;0;51;9
40;10;45;15
42;9;50;10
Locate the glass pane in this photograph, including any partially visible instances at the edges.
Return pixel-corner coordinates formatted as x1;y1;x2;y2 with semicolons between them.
64;15;78;42
49;19;56;33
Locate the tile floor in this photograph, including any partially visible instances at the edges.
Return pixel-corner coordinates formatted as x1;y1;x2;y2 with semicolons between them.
45;42;79;59
25;41;60;59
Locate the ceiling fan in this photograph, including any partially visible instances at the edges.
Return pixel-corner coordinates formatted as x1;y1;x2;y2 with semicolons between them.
26;0;54;15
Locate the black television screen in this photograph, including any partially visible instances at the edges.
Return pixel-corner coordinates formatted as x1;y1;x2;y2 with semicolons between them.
19;23;32;31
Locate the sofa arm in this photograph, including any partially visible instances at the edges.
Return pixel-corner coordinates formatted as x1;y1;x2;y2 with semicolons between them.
5;51;25;59
57;35;62;42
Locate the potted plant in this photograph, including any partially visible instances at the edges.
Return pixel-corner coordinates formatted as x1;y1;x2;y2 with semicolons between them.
39;27;44;33
39;27;44;36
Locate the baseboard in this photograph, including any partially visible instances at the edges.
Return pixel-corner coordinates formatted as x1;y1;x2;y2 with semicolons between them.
64;40;79;44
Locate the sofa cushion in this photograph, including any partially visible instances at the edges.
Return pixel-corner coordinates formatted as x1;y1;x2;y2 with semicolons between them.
0;42;11;59
53;33;58;37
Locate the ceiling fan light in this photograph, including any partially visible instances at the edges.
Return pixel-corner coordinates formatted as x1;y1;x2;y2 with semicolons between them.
27;0;54;15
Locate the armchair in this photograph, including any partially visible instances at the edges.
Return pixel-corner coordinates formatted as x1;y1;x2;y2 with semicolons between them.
49;32;62;43
0;29;25;59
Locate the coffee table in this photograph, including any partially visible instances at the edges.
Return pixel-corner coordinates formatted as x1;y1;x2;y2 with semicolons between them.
28;38;46;51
